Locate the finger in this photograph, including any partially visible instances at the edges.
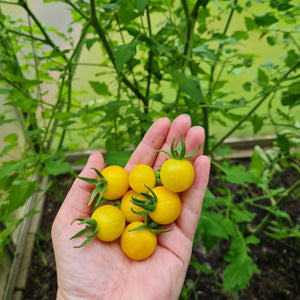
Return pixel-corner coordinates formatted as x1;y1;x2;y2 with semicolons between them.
59;151;105;219
125;117;170;172
153;114;191;169
157;155;210;260
177;155;211;240
185;126;205;163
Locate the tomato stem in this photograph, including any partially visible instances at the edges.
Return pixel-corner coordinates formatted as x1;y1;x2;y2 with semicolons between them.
78;167;108;210
130;185;157;215
153;135;200;160
70;218;99;248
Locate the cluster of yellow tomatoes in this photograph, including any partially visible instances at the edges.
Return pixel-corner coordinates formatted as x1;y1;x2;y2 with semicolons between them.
71;137;199;261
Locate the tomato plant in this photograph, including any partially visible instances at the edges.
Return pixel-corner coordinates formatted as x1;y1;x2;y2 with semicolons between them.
157;136;200;193
120;190;146;223
70;204;125;247
129;164;156;193
120;221;157;261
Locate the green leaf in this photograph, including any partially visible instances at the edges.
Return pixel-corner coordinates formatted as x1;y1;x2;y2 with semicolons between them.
257;68;269;87
242;81;251;91
266;36;276;46
276;134;290;154
0;160;28;179
171;71;206;104
114;42;137;73
223;230;260;292
244;17;257;30
85;38;98;51
285;49;300;68
104;151;133;167
232;30;249;40
270;0;293;11
101;3;120;11
232;205;256;223
249;145;270;177
43;159;72;176
254;13;278;27
134;0;149;14
251;114;263;134
89;81;110;96
189;255;214;274
5;179;38;214
223;164;260;184
281;82;300;107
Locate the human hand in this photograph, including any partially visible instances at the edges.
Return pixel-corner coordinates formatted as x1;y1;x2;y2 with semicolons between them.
51;114;210;300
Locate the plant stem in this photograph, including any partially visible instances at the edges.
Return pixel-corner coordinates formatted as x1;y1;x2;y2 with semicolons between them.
89;0;147;104
63;0;89;20
211;61;300;153
250;179;300;235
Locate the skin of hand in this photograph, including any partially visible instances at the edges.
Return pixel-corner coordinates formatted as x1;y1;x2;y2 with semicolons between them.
51;114;211;300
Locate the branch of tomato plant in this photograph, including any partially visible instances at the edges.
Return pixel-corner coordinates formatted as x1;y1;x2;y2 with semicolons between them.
145;6;153;115
180;0;209;153
18;0;68;62
1;27;48;44
207;0;238;102
27;12;44;127
0;25;42;153
211;61;300;153
63;0;89;20
114;12;139;94
249;179;300;235
46;21;91;152
89;0;147;106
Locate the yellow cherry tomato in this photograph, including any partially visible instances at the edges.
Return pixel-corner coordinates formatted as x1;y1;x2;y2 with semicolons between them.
101;165;129;200
149;186;181;225
91;205;125;242
120;190;146;223
160;159;194;193
121;221;157;261
129;164;156;193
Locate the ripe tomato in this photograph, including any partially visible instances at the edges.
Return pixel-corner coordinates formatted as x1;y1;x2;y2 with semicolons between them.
160;158;194;193
121;221;157;260
129;164;156;193
149;186;181;225
101;165;129;200
120;190;146;223
91;205;125;242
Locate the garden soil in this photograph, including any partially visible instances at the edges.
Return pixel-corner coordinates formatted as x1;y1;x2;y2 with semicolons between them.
23;160;300;300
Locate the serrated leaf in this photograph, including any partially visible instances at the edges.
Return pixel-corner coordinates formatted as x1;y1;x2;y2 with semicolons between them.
257;68;269;87
134;0;149;14
223;164;260;184
114;42;137;73
223;230;260;291
85;38;98;51
89;81;110;96
43;159;72;176
251;114;263;134
254;13;278;27
249;145;270;177
171;71;206;104
5;179;38;214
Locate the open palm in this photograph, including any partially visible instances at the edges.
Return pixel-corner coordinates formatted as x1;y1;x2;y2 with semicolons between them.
52;115;210;300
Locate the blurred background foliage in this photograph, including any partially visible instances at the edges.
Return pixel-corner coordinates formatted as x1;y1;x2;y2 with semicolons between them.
0;0;300;296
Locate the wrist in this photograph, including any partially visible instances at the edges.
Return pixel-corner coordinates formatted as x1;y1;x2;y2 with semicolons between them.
57;289;68;300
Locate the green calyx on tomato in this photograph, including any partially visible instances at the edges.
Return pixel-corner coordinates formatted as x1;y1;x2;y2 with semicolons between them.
129;216;172;234
154;135;200;160
130;185;157;215
70;218;99;248
78;167;107;210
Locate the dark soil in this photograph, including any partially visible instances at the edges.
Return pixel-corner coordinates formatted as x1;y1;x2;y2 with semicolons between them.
24;160;300;300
